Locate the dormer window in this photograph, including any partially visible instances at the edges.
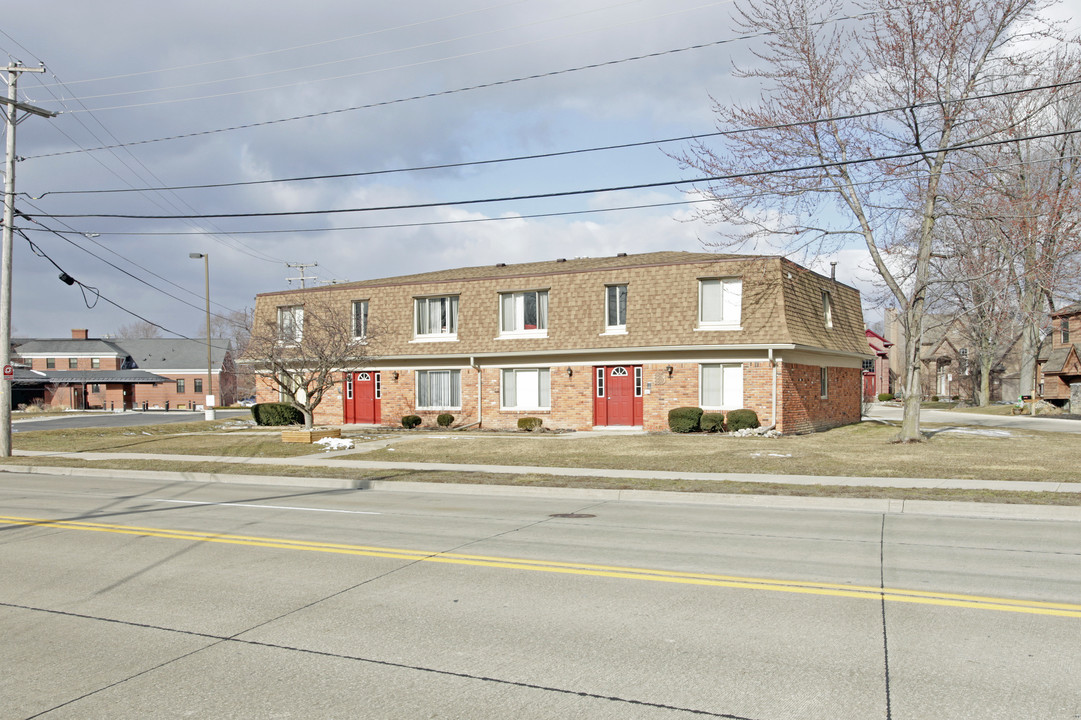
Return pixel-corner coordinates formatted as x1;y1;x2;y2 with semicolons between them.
822;291;833;328
698;278;742;330
605;285;627;333
278;305;303;344
415;296;458;340
499;290;547;338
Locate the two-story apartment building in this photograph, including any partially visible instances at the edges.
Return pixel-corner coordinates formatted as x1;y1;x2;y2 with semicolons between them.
12;330;236;410
250;252;869;433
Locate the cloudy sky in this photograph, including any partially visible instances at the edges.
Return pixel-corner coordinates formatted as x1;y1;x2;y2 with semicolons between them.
4;1;1075;339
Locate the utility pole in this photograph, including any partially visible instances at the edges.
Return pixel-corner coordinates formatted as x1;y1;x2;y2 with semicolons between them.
286;261;318;289
1;63;55;457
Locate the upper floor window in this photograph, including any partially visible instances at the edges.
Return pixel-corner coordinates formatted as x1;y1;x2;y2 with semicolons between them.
91;358;100;369
176;378;186;393
46;358;55;369
68;358;78;369
862;358;875;373
352;300;369;339
415;296;458;339
194;378;203;394
606;285;627;331
278;305;303;344
1062;318;1070;344
822;291;833;328
500;290;547;337
698;278;742;330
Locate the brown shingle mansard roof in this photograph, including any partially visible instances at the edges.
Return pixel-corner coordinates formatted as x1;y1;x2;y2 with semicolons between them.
256;251;770;295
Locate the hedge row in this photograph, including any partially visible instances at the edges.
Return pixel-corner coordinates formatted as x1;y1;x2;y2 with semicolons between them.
667;407;760;433
251;402;304;426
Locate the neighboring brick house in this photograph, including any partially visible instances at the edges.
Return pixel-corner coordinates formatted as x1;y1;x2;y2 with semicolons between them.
1037;302;1081;409
12;330;236;410
863;329;892;399
249;251;869;434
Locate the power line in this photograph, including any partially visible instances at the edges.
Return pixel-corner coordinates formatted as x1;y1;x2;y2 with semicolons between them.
21;8;887;160
30;76;1081;198
35;128;1081;221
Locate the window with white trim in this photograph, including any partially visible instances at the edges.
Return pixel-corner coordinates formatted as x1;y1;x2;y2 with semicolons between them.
700;364;743;409
352;300;368;339
415;296;458;339
346;374;353;400
596;367;605;397
698;278;742;329
822;291;833;328
499;290;547;336
606;285;627;331
417;370;461;409
820;367;829;399
501;368;551;410
634;367;643;397
278;305;303;343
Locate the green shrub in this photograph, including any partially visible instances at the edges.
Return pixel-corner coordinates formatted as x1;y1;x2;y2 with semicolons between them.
668;406;703;433
931;395;940;402
401;415;422;429
437;413;454;427
726;408;760;432
517;417;543;431
700;412;725;432
251;402;304;426
877;392;894;402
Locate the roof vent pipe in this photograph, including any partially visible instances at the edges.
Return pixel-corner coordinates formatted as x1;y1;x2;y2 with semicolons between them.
830;261;837;281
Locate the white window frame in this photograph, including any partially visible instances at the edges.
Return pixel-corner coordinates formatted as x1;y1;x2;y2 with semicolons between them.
352;300;369;340
596;367;605;398
414;296;459;341
697;278;742;331
416;369;461;409
699;363;744;410
604;285;627;334
500;368;551;411
277;305;304;344
634;366;643;397
822;291;833;328
498;290;548;338
820;367;829;399
345;374;353;400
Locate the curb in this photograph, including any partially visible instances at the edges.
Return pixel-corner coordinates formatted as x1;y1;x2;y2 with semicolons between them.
3;464;1080;523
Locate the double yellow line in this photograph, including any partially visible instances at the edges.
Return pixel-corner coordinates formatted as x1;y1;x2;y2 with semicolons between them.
4;514;1080;619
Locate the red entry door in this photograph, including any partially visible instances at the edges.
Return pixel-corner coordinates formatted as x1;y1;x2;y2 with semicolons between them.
344;371;381;424
593;365;643;426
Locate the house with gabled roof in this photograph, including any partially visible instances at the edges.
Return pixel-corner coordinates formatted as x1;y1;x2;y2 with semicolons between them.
1038;302;1081;409
12;330;236;410
249;251;870;433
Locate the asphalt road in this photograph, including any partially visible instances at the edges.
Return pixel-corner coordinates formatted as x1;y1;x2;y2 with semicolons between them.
2;474;1079;719
12;409;251;432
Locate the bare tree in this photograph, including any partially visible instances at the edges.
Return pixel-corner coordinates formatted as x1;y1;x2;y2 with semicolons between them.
209;308;255;399
675;0;1070;440
244;294;372;428
113;320;163;339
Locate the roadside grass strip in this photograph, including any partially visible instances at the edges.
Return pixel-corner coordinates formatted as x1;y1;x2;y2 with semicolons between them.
4;514;1080;619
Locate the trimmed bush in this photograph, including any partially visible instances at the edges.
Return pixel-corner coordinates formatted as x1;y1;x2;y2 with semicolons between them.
251;402;304;426
668;406;703;433
931;395;940;402
437;413;455;427
726;408;760;432
700;412;725;433
877;392;894;402
517;417;543;431
401;415;422;429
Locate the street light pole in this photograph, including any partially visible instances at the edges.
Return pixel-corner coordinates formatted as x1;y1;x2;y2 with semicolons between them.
1;64;55;457
189;253;215;421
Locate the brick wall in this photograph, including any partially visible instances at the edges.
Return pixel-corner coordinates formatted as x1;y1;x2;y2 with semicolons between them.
777;362;860;434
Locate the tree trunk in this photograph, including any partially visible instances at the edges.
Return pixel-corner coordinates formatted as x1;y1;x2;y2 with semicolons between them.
978;359;992;407
302;408;314;429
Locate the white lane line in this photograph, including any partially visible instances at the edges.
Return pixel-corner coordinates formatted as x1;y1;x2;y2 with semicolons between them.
151;499;380;515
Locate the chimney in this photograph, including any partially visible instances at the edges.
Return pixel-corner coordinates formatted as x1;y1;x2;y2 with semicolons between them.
71;329;89;340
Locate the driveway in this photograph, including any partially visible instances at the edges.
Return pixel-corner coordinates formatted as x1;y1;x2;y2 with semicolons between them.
12;409;251;432
865;404;1081;434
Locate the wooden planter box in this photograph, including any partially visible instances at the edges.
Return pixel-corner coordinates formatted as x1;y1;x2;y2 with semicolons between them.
281;428;341;444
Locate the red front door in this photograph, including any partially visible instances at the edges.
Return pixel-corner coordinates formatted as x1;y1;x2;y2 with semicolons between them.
593;365;643;426
344;371;381;424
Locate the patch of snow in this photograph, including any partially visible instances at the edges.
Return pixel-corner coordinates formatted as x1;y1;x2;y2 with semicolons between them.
315;437;355;451
730;427;782;438
939;427;1012;438
768;453;792;458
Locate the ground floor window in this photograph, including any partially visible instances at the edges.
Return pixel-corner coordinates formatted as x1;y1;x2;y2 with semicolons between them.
700;364;743;409
417;369;461;409
502;368;550;410
821;367;829;399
